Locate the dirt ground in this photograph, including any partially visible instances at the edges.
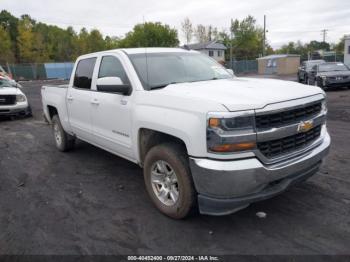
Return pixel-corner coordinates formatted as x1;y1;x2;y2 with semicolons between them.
0;79;349;256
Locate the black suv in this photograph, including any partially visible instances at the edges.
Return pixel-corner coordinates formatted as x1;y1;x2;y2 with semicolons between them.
298;60;325;84
307;62;350;90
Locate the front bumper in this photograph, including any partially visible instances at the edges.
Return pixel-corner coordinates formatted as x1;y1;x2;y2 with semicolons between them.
324;80;350;88
0;104;31;117
189;131;331;216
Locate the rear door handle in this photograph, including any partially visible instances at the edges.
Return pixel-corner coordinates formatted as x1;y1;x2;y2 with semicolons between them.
67;95;74;101
91;99;100;106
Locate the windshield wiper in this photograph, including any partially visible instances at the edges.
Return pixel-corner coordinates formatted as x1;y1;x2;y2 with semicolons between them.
149;82;181;90
149;77;223;90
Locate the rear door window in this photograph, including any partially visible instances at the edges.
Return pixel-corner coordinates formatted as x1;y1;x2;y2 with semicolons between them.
73;57;97;89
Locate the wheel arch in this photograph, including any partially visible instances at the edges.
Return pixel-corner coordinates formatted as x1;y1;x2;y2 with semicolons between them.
47;105;58;121
138;128;189;167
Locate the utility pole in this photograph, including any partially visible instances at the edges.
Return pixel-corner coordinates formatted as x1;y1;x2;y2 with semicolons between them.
263;15;266;57
230;19;233;69
321;29;328;43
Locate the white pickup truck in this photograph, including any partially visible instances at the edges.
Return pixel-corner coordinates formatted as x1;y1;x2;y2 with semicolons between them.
41;48;330;219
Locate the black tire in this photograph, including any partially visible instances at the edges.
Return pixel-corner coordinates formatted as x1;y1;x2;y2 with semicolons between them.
297;74;302;83
315;78;328;91
304;76;308;85
314;78;320;87
307;77;311;85
26;105;32;117
51;115;75;152
143;143;196;219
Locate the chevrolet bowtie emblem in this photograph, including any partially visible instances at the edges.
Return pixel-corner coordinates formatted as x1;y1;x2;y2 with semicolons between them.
297;120;314;133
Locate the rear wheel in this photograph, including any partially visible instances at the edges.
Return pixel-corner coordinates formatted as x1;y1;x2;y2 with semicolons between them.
143;143;196;219
52;115;75;152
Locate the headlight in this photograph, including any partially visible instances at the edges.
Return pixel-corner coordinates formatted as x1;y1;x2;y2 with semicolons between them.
209;116;254;131
207;111;256;153
16;94;26;102
321;99;327;113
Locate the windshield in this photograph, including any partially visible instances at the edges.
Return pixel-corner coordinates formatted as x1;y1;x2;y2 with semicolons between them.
305;61;324;70
129;52;232;90
319;63;349;72
0;78;14;88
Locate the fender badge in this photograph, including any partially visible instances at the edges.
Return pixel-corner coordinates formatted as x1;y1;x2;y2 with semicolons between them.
297;120;314;133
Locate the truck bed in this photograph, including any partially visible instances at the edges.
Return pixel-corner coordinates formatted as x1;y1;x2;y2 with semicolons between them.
41;84;69;125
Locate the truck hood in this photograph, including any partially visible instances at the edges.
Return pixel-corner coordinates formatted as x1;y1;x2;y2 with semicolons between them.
161;78;324;111
0;87;23;95
317;71;350;77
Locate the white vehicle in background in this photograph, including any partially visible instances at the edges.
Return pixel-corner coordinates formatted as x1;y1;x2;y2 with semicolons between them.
0;76;31;117
41;48;330;219
0;65;22;88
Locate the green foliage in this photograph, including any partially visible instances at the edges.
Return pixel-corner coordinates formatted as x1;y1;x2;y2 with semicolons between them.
334;36;345;54
0;10;180;63
276;41;307;56
275;40;337;59
0;10;19;59
0;25;14;63
229;15;264;59
0;9;345;64
104;36;120;50
119;22;179;48
307;41;330;51
16;16;36;62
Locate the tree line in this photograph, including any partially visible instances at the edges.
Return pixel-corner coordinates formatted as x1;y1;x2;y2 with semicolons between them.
181;16;273;60
0;10;179;64
181;16;345;60
0;9;346;64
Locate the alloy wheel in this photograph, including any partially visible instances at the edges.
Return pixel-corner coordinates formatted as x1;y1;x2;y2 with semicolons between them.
150;160;179;206
53;123;62;146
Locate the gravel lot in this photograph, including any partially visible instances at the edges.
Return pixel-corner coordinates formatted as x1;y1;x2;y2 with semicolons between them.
0;79;349;256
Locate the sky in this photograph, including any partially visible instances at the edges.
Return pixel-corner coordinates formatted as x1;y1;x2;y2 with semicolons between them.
1;0;349;48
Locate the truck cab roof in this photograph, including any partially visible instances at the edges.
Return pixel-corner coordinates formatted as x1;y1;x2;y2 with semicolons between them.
77;47;197;59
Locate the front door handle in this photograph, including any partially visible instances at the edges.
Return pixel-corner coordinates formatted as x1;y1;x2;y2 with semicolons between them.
91;99;100;106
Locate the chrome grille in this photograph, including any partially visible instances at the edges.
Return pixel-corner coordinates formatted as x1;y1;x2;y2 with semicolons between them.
257;125;322;158
329;76;349;80
0;95;16;106
256;102;322;129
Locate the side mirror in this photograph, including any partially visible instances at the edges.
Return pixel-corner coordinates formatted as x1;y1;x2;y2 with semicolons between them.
96;77;131;95
227;69;234;76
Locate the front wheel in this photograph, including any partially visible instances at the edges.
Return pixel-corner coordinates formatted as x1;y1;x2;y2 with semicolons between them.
307;77;312;85
297;74;302;83
143;143;196;219
52;115;75;152
315;78;328;91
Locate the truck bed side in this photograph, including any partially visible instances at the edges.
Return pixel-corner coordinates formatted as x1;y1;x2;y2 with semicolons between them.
41;85;71;133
